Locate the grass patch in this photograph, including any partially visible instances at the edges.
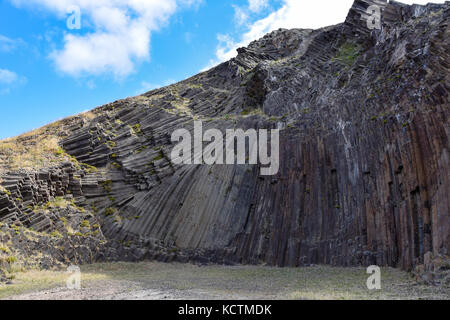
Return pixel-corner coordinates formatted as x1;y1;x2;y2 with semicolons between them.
111;162;121;170
100;180;113;193
334;42;361;67
80;220;90;228
2;263;446;300
81;163;98;174
0;186;11;196
0;110;98;173
0;269;108;299
49;230;63;238
104;208;117;217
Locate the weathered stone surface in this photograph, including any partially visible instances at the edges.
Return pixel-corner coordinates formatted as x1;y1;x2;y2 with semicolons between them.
413;251;450;287
0;0;448;277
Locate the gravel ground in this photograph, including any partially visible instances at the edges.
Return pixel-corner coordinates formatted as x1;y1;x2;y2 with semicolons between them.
1;262;449;300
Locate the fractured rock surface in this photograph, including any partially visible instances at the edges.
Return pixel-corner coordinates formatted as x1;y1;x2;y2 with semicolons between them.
0;0;449;277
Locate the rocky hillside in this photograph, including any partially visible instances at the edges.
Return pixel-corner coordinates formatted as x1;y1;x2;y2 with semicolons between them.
0;0;449;284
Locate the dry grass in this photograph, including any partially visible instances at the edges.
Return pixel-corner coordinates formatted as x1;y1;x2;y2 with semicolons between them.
0;269;108;299
0;112;97;173
1;262;448;300
0;136;64;172
0;136;60;170
80;111;96;121
0;185;10;195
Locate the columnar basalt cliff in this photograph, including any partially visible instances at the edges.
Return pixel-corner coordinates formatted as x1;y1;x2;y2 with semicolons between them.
0;1;449;283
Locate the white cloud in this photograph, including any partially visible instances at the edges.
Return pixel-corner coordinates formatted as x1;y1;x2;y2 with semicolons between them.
206;0;447;71
10;0;202;78
248;0;269;13
233;5;249;26
136;79;176;94
233;0;269;26
0;35;24;52
0;68;27;94
0;69;18;84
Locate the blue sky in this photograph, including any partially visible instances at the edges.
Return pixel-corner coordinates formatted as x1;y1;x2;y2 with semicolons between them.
0;0;443;139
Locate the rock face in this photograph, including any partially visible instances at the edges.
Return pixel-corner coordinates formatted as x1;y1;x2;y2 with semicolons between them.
413;252;450;286
0;0;449;274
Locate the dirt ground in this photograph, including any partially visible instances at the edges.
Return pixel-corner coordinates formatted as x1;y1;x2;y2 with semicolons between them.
1;262;448;300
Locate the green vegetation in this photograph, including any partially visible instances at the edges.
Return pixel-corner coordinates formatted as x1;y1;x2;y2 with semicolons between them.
153;151;164;162
80;220;90;228
42;197;71;210
81;163;98;174
136;146;147;154
269;116;280;122
111;162;122;170
49;230;62;238
5;256;18;264
90;204;99;214
334;42;361;67
106;141;116;149
100;180;113;193
0;186;11;196
133;124;142;134
0;111;96;173
54;147;65;157
104;207;117;217
31;197;86;215
0;246;10;254
128;123;143;136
